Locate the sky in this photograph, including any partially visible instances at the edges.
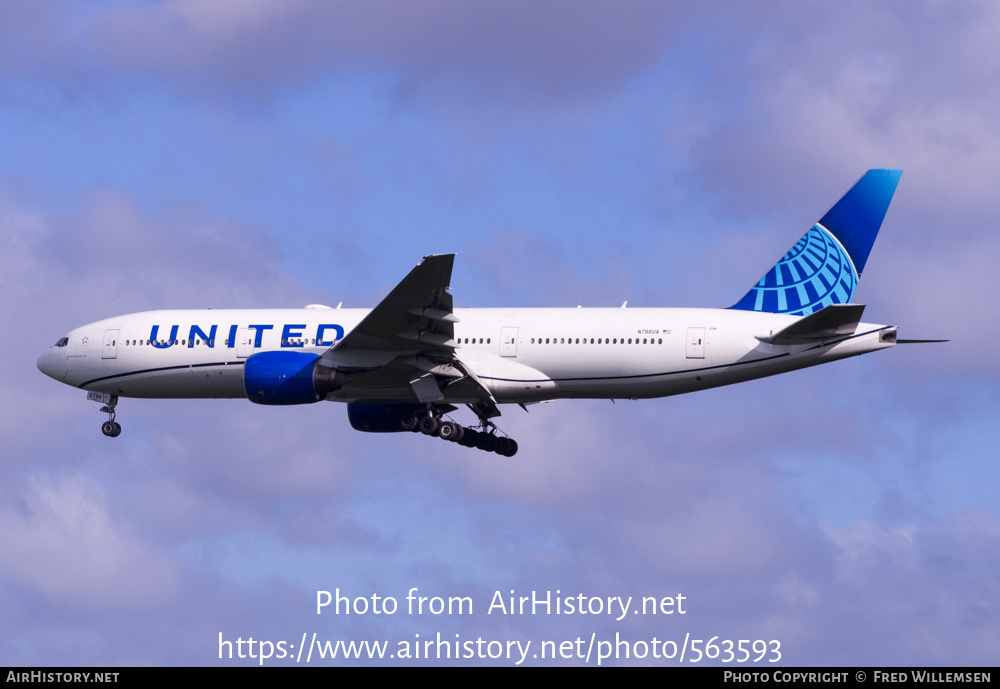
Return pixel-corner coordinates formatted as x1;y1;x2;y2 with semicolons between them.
2;0;998;667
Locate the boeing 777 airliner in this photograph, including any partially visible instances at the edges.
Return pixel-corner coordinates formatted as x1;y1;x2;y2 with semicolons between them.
38;170;918;456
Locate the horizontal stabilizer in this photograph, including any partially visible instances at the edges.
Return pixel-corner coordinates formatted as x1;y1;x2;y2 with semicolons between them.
756;303;866;345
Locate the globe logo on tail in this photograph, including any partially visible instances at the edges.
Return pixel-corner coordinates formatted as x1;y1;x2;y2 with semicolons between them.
742;224;858;316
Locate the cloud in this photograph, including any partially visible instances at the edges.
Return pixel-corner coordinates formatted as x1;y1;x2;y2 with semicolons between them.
815;512;1000;664
100;1;681;101
0;1;683;104
0;473;181;611
0;187;310;338
683;1;1000;218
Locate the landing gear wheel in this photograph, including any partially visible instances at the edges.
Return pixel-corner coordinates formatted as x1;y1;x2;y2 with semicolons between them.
475;432;496;452
401;414;419;432
97;394;120;438
458;428;479;447
418;416;440;436
438;421;462;442
493;437;515;456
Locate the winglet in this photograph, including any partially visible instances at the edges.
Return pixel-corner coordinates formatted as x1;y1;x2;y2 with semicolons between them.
730;169;902;316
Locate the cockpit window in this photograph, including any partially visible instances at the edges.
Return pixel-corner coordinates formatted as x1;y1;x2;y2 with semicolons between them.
54;337;69;347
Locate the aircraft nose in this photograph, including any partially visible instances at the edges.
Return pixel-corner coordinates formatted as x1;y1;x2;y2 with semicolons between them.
37;349;54;378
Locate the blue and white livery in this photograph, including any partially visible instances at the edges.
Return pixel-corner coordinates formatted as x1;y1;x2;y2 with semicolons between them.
38;170;912;456
730;169;901;315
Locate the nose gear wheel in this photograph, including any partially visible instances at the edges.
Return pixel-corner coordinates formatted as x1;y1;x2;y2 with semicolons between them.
99;395;122;437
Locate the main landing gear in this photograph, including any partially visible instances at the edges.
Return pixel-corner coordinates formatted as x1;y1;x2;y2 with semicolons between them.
400;409;518;457
100;395;121;437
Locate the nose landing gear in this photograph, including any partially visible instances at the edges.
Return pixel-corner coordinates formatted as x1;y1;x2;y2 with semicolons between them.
93;393;121;437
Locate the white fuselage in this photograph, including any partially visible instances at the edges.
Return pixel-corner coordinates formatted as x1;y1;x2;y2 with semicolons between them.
37;306;897;405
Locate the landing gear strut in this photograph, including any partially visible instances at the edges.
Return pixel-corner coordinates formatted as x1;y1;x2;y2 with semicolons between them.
99;395;121;437
400;405;518;456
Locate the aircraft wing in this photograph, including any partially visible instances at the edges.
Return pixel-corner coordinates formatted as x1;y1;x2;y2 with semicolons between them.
756;303;867;345
317;254;500;415
326;254;457;364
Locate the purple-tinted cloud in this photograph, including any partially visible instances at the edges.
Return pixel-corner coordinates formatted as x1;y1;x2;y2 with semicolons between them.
0;1;682;103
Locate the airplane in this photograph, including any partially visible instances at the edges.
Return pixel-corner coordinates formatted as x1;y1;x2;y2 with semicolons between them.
38;169;923;457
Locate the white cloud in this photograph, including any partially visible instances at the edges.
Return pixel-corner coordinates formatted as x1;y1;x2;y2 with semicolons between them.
0;473;180;611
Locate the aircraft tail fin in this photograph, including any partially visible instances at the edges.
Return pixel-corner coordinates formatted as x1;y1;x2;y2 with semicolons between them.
729;169;902;315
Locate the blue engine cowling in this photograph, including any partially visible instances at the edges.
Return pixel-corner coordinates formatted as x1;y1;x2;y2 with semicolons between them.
347;403;425;433
244;351;322;405
244;351;355;404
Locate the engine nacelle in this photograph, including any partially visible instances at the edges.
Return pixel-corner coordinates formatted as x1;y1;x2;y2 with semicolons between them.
244;352;353;405
347;403;425;433
244;351;321;405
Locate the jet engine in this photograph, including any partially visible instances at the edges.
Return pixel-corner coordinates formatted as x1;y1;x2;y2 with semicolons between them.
347;403;428;433
244;351;352;405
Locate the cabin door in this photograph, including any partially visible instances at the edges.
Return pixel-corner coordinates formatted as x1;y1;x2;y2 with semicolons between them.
236;328;256;358
686;327;705;359
500;327;518;357
102;329;119;359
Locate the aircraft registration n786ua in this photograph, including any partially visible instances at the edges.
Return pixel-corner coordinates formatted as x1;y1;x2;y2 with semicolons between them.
39;170;918;457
